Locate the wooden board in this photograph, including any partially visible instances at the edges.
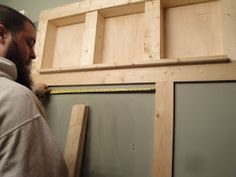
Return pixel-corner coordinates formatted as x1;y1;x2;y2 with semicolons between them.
64;104;89;177
153;82;174;177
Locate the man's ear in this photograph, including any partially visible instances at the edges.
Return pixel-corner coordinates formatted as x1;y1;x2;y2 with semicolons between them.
0;24;8;44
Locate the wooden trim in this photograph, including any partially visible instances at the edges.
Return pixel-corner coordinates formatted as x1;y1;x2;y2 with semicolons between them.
161;0;219;8
37;55;229;73
39;0;146;21
153;82;174;177
33;59;236;86
64;105;89;177
99;2;145;18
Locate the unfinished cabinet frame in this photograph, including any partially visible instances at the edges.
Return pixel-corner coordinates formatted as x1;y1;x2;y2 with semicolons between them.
35;0;160;72
34;0;227;75
33;0;236;177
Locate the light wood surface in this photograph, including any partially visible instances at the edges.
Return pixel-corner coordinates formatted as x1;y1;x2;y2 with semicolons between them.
81;11;100;65
144;0;161;60
39;0;145;21
102;12;144;64
161;0;218;8
164;1;224;58
153;82;174;177
38;55;229;73
64;104;89;177
33;56;234;86
53;23;85;68
41;22;57;68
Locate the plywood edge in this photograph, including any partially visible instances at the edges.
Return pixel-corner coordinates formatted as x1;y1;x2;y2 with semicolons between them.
161;0;219;8
39;0;146;21
37;55;229;74
152;82;174;177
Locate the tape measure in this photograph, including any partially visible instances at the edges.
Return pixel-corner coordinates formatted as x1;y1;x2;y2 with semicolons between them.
50;87;155;95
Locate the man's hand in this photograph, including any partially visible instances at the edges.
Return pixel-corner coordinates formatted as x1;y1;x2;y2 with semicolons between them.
32;83;50;100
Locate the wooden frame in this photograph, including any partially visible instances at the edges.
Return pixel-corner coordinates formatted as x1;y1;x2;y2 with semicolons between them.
32;0;236;177
33;0;229;75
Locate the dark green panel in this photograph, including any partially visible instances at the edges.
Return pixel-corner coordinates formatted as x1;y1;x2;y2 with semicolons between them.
174;82;236;177
43;84;155;177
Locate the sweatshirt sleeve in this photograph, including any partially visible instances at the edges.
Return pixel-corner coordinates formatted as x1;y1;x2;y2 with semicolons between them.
0;84;68;177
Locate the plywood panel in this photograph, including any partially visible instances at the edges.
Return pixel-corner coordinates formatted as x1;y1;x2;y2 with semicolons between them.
102;13;144;64
53;23;85;68
164;1;224;58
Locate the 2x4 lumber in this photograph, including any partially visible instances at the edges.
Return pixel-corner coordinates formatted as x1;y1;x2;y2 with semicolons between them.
94;12;105;64
153;82;174;177
100;2;145;18
81;11;104;65
51;14;85;27
144;0;161;60
32;57;235;86
221;0;236;60
64;105;89;177
39;0;146;21
161;0;219;8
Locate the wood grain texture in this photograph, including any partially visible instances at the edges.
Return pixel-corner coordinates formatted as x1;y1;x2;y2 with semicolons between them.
153;82;174;177
144;0;161;60
33;57;235;86
102;13;144;64
161;0;218;8
39;0;145;21
81;11;99;65
164;1;224;58
64;104;89;177
53;23;85;68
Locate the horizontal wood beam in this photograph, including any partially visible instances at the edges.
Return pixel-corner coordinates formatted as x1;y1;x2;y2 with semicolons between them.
161;0;219;8
33;57;236;86
39;0;146;21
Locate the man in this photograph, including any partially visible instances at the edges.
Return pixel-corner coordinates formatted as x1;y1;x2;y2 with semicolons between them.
0;5;68;177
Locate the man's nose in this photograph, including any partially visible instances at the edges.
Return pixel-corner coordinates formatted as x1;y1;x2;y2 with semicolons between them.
30;49;36;59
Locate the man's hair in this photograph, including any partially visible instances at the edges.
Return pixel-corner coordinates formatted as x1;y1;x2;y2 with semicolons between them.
0;5;35;36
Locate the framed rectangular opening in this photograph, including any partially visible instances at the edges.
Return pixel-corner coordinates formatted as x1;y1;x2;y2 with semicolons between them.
163;0;225;58
41;14;85;69
99;2;145;64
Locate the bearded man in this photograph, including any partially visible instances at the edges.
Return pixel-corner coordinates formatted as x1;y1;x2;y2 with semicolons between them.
0;5;68;177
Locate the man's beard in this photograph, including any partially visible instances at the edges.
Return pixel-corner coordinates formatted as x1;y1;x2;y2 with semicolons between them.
5;39;33;89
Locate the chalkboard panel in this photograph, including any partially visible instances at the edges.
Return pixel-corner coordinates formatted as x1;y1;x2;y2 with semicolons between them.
43;84;155;177
174;82;236;177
